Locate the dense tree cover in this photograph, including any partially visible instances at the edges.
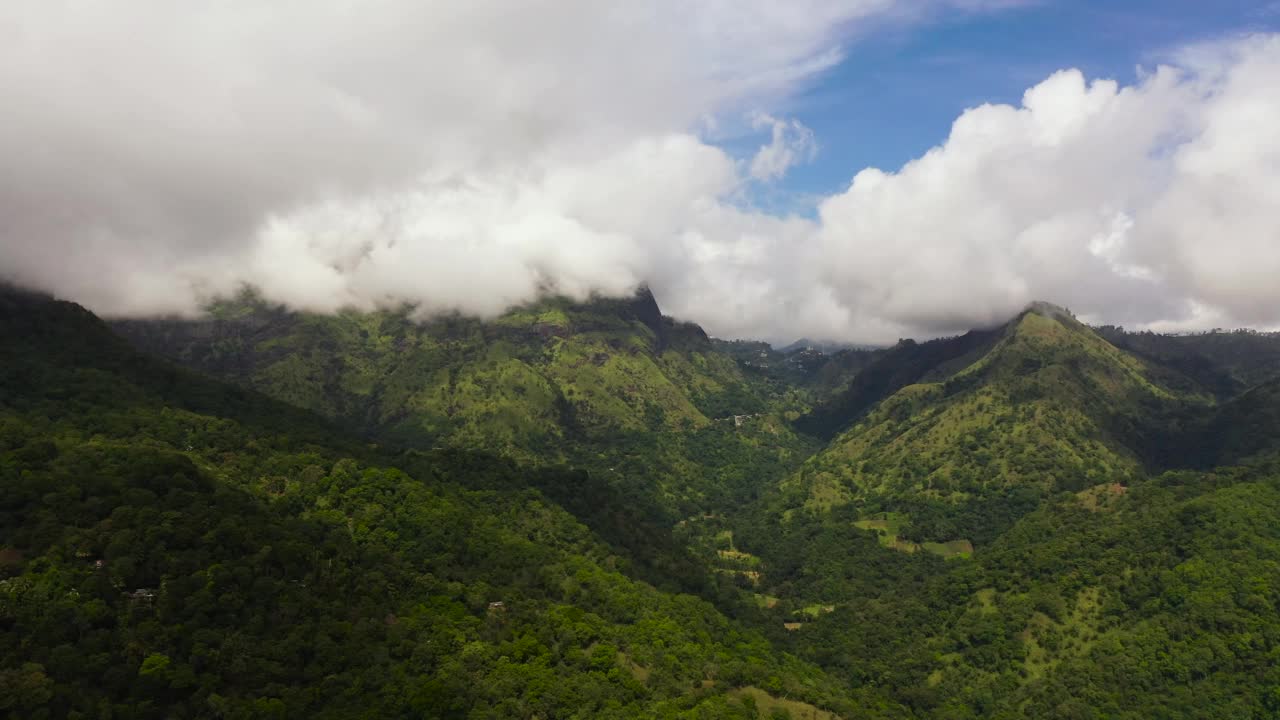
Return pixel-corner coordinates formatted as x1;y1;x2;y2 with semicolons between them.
793;328;1001;441
1095;325;1280;399
111;289;814;522
709;339;880;402
927;462;1280;718
0;290;892;719
12;286;1280;719
112;289;761;458
779;309;1210;539
725;459;1280;718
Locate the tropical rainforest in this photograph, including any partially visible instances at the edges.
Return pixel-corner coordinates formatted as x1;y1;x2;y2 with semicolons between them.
4;285;1280;719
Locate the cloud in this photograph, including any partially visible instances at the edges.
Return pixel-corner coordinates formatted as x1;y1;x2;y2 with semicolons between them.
810;34;1280;340
748;113;819;181
1;3;1278;344
0;0;899;316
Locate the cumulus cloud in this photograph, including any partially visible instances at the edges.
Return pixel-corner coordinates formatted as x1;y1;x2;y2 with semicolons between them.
1;2;1278;344
0;0;896;316
812;35;1280;339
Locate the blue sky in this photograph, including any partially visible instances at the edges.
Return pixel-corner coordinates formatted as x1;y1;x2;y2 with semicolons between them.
748;0;1280;201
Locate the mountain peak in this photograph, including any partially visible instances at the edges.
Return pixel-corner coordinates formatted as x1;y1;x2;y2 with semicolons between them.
1026;300;1071;316
1021;300;1077;324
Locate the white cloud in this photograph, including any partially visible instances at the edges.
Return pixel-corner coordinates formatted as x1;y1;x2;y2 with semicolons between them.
808;35;1280;340
1;3;1278;344
0;0;898;317
748;113;819;181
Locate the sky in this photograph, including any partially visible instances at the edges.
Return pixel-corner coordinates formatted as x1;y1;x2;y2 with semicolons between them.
2;1;1279;344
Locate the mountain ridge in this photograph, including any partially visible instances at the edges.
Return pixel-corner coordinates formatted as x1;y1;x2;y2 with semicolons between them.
777;302;1205;546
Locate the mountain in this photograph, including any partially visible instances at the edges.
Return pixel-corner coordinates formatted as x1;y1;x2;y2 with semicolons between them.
720;304;1280;718
12;288;1280;719
113;287;738;453
0;288;890;719
113;289;811;515
1095;325;1280;399
794;327;1002;440
783;303;1202;545
713;339;882;398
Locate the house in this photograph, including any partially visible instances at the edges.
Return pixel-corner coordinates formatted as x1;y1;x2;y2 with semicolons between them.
126;588;156;604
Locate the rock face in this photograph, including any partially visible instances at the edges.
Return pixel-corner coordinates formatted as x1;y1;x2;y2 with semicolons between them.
628;284;670;350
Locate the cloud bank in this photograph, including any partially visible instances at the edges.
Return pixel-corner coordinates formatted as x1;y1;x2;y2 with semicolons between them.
1;2;1278;343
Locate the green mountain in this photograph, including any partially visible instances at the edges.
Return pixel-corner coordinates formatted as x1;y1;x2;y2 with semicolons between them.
0;289;890;719
782;304;1206;545
112;289;808;515
1095;325;1280;399
13;287;1280;719
722;305;1280;718
794;328;1001;441
113;287;739;453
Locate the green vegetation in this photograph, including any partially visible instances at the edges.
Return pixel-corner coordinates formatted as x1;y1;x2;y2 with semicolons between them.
0;290;888;719
114;289;806;517
781;305;1203;544
10;288;1280;719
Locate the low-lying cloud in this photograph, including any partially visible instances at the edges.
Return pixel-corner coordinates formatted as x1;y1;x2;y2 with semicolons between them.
2;2;1278;344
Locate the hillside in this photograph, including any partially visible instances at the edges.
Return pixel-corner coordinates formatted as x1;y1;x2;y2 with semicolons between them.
113;289;809;514
0;289;890;719
720;305;1280;718
7;289;1280;719
1095;326;1280;399
794;328;1001;441
113;288;744;451
781;304;1200;544
772;461;1280;719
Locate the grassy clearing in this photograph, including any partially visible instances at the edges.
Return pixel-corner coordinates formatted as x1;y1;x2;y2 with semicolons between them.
714;567;762;586
798;604;836;618
856;513;971;558
1076;482;1128;511
1021;586;1105;680
921;539;974;559
730;686;840;719
615;651;651;683
716;548;762;566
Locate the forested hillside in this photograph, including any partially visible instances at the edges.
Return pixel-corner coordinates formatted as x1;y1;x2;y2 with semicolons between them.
779;305;1200;544
0;289;888;719
112;289;810;516
8;287;1280;719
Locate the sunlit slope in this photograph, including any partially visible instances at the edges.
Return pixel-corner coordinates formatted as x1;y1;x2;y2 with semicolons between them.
785;304;1197;532
115;289;757;457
